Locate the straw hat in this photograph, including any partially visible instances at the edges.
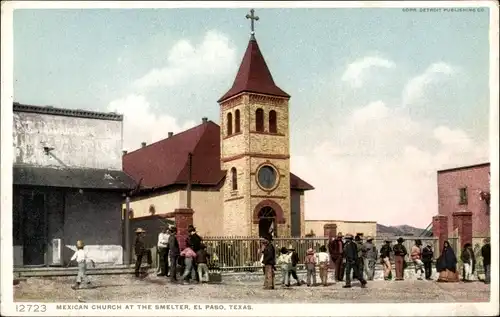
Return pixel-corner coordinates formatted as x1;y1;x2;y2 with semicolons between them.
287;244;295;250
135;227;146;233
366;236;374;242
76;240;84;248
344;233;353;239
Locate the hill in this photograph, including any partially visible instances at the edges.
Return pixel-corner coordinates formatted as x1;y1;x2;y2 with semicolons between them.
376;224;430;237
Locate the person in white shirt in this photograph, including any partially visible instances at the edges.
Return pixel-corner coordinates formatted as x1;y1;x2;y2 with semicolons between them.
157;226;170;277
316;245;330;286
69;240;95;290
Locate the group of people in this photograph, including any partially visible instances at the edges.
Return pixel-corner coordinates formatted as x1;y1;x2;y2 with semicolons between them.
259;232;492;290
134;224;211;284
67;226;491;291
434;239;491;284
260;233;369;290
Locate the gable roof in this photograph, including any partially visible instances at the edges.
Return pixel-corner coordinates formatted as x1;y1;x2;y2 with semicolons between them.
122;122;313;191
123;121;225;189
218;37;290;103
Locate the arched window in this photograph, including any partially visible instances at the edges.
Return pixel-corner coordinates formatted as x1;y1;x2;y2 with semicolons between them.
235;109;241;133
227;112;233;136
269;110;277;133
255;108;264;132
231;167;238;190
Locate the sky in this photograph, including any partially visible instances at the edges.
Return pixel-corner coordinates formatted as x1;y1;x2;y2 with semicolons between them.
13;7;491;228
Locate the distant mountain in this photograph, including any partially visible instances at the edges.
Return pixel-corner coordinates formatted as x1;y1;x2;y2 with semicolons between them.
377;224;430;237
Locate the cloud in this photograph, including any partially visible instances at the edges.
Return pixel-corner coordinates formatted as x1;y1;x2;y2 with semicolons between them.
108;31;238;151
108;94;196;151
402;62;457;106
292;60;486;228
341;56;396;88
133;31;237;90
292;100;488;228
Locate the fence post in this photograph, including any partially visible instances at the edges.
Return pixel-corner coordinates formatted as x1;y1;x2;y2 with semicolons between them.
432;215;448;256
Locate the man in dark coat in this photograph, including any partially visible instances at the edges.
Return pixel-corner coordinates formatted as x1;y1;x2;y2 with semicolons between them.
421;243;434;280
328;232;345;282
168;226;180;283
261;234;276;290
393;237;407;281
380;240;393;280
354;235;364;279
287;244;302;286
481;238;490;284
185;225;202;282
134;228;152;278
342;233;367;288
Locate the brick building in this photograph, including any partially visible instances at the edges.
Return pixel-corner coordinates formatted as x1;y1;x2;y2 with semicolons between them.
123;26;314;238
433;163;490;248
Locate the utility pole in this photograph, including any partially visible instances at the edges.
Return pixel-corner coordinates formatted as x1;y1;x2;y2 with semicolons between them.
186;152;193;209
124;196;131;265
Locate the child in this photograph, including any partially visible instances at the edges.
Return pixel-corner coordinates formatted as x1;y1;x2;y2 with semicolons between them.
277;247;291;287
316;245;329;286
196;244;210;283
69;240;95;290
304;248;317;286
180;246;197;284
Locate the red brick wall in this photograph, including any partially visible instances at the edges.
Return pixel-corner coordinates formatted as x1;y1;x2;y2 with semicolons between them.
437;164;490;237
452;211;473;248
432;215;448;249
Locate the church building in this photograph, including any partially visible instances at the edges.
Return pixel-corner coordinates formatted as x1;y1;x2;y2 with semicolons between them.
123;12;314;238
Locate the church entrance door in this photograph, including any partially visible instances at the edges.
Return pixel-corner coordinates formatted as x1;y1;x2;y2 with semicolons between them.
258;206;277;238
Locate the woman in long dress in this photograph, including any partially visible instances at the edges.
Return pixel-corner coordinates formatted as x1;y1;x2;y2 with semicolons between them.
436;241;459;282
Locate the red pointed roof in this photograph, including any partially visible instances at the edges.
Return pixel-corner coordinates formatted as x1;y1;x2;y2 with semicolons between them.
122;121;313;191
218;37;290;103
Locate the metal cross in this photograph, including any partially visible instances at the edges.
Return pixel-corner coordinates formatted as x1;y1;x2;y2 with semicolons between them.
246;9;259;35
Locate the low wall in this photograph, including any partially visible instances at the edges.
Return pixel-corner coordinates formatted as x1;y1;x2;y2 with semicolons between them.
65;244;123;265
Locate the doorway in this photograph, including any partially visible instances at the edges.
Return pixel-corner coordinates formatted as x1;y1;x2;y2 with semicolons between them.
258;206;277;238
22;192;47;266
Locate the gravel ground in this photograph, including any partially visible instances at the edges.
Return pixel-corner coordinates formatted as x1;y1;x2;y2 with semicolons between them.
14;274;491;303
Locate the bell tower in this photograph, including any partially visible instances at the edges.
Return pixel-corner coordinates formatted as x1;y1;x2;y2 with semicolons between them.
219;9;292;237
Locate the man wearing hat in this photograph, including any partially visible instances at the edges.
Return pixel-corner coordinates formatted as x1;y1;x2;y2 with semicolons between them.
362;236;378;281
328;232;345;282
379;239;393;280
354;235;364;280
421;242;434;280
168;226;180;283
342;234;367;288
186;225;203;282
392;237;408;281
134;228;152;278
261;234;276;289
287;244;302;286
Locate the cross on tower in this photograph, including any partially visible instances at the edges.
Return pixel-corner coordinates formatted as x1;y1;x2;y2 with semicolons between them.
246;9;259;36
